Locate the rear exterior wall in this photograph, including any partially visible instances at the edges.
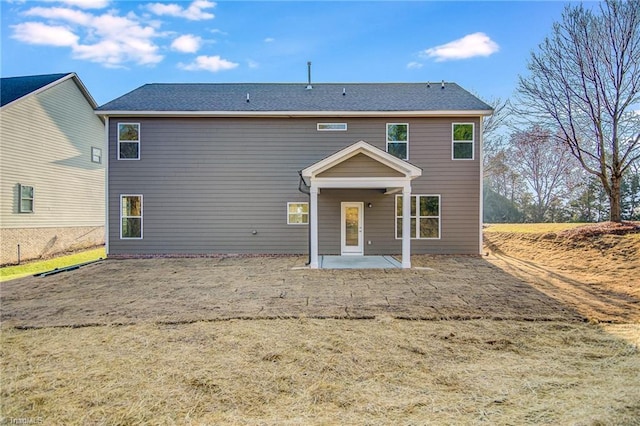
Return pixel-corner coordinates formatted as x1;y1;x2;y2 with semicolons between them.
107;117;481;256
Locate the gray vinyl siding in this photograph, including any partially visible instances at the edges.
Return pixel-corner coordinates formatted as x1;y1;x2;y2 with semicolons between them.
318;153;405;178
0;78;105;229
107;117;481;255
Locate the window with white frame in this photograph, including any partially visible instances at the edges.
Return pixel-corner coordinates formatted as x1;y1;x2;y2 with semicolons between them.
19;184;34;213
452;123;474;160
121;195;143;239
287;202;309;224
387;123;408;160
118;123;140;160
317;123;347;131
395;195;440;239
91;146;102;164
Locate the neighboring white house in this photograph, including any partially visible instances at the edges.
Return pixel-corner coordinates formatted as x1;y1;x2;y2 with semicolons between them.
0;73;105;265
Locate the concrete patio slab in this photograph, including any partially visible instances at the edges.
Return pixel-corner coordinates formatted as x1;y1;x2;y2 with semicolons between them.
319;255;401;269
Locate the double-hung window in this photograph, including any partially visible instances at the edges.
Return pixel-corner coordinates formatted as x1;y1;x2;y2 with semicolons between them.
19;184;34;213
118;123;140;160
452;123;474;160
386;123;408;160
121;195;143;239
287;202;309;224
395;195;440;239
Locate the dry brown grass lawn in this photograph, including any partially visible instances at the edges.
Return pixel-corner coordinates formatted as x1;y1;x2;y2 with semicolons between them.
484;221;640;323
2;222;639;425
2;319;639;425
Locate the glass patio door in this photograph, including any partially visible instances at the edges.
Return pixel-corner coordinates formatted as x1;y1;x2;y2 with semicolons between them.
341;202;364;255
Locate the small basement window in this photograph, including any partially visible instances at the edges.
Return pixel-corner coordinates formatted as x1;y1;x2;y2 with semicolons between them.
19;184;34;213
317;123;347;131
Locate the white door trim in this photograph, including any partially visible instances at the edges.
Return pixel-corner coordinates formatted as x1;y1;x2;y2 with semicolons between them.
341;202;364;255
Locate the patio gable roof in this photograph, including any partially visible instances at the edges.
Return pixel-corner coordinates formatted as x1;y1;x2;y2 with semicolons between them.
301;141;422;183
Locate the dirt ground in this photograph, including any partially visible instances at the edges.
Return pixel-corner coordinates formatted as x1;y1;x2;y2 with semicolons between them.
1;255;590;329
484;224;639;324
2;225;639;328
1;226;639;425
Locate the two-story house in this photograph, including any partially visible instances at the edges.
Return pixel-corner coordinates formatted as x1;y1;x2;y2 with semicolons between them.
96;82;492;268
0;73;105;265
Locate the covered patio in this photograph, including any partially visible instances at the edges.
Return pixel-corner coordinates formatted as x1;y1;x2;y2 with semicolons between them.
319;255;402;269
301;141;422;269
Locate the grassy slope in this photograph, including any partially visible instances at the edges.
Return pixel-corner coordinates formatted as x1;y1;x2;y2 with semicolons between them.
484;223;587;233
483;222;640;299
0;248;106;282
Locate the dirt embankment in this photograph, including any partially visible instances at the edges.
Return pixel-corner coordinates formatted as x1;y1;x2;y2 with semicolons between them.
484;222;640;323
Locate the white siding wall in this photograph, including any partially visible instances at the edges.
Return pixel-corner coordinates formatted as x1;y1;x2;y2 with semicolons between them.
0;78;105;228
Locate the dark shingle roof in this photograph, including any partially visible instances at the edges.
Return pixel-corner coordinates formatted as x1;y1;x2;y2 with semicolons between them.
1;73;71;107
97;83;492;113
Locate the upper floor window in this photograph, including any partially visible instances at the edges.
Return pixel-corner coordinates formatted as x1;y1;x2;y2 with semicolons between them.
19;184;34;213
118;123;140;160
317;123;347;131
91;147;102;164
387;123;408;160
452;123;474;160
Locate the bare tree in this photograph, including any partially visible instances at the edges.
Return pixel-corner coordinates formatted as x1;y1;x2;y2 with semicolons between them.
481;97;510;178
516;0;640;222
508;126;575;222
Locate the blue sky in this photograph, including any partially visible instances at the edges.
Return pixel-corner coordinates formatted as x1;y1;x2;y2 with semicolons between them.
1;0;577;106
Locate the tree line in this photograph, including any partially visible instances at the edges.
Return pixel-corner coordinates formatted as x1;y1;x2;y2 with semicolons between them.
483;0;639;223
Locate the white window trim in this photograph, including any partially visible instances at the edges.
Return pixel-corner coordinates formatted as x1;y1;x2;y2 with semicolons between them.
118;122;140;161
287;202;309;225
120;194;143;239
91;146;102;164
386;123;409;161
18;184;34;213
452;122;475;161
395;194;441;240
317;123;347;131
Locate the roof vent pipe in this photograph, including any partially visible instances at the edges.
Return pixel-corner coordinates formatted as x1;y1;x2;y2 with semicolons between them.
246;93;250;103
426;82;430;88
306;61;312;90
342;88;346;96
441;80;445;89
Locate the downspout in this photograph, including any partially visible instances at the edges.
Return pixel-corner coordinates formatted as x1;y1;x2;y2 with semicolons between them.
298;171;311;265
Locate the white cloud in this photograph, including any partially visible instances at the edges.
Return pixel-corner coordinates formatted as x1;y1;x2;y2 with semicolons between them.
13;6;163;67
25;6;93;25
11;22;78;46
171;34;202;53
147;0;215;21
421;32;499;62
247;59;259;69
179;55;238;72
406;61;423;70
264;37;275;43
40;0;110;9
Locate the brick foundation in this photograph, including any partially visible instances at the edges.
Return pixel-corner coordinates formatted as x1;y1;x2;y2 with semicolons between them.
0;226;104;266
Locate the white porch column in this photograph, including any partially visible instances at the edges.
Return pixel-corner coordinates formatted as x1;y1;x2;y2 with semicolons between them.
401;185;411;269
309;184;319;269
